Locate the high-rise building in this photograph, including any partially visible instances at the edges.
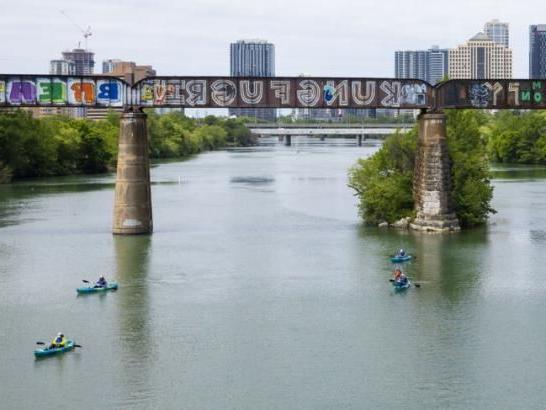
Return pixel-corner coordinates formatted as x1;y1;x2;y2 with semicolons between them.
102;59;122;74
102;60;156;84
229;39;276;122
395;50;428;80
61;49;95;75
394;46;448;85
427;46;449;84
530;25;546;78
484;19;509;48
449;33;512;79
49;59;75;75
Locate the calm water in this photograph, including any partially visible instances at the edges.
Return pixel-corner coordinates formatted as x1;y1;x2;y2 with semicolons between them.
1;137;546;409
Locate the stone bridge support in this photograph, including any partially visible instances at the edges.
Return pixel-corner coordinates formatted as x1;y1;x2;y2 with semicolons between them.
113;110;153;235
410;112;460;232
285;135;292;146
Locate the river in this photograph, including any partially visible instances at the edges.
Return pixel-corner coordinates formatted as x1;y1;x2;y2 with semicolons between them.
1;137;546;409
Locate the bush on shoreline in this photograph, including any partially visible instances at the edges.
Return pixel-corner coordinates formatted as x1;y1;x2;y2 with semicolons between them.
0;110;254;183
349;110;496;228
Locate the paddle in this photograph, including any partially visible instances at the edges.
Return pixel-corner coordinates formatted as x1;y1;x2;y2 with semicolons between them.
388;278;421;288
82;280;90;283
74;344;83;348
36;341;45;345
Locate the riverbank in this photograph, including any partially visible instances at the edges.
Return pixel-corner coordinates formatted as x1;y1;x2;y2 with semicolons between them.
0;110;256;183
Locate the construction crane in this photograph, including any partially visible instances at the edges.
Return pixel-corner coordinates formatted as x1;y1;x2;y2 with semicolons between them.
59;10;92;50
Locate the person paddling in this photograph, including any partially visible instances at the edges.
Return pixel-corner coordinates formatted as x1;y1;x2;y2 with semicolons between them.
95;275;107;288
397;249;406;257
49;333;67;349
393;268;408;285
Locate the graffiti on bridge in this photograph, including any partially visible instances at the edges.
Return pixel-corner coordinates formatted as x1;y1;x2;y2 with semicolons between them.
0;75;429;109
0;76;126;107
1;75;546;110
133;77;430;108
436;80;546;109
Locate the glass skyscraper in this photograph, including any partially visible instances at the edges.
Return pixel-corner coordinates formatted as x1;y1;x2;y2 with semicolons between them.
530;25;546;78
394;46;448;85
229;39;276;122
484;19;509;48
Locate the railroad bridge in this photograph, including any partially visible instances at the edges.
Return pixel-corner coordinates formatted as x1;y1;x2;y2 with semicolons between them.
1;75;545;233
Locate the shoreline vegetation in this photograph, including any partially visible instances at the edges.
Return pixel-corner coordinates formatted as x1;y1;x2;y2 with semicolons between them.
349;109;546;229
0;110;256;184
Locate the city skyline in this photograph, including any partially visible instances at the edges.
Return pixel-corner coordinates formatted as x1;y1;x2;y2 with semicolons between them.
1;0;543;79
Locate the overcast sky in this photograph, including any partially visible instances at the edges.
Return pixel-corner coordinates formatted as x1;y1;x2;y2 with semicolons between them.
0;0;541;78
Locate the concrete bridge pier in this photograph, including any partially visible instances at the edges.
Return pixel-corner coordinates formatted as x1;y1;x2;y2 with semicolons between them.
278;135;284;142
410;112;460;232
357;135;363;146
113;109;153;235
285;135;292;146
320;135;325;141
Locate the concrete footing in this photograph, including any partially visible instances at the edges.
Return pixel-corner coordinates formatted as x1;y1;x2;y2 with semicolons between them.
410;112;460;233
285;135;291;146
357;135;363;146
112;110;153;235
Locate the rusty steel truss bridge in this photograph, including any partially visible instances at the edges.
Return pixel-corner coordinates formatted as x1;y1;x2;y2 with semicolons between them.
0;75;545;110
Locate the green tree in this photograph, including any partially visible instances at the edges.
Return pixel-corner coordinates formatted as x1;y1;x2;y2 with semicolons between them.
446;110;495;227
348;129;417;224
349;110;495;228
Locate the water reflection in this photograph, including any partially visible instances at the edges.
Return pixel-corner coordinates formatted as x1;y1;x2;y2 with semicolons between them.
114;235;153;407
491;164;546;181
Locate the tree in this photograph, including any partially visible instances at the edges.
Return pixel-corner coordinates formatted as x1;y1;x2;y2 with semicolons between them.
348;129;417;224
349;110;496;228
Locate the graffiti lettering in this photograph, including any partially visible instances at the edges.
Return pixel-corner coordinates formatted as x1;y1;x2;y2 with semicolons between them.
240;80;263;104
270;80;290;104
380;81;401;107
484;82;503;106
508;82;520;106
323;80;348;106
8;80;36;104
68;80;95;104
400;84;427;105
351;81;375;106
211;80;237;106
182;80;207;106
165;80;182;105
297;80;320;106
154;81;167;105
37;79;67;104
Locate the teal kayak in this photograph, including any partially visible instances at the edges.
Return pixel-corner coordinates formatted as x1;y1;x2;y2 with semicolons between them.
390;255;412;263
34;340;75;358
77;282;118;294
393;280;411;291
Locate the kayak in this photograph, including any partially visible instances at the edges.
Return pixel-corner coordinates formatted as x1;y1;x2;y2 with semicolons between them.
34;340;75;358
390;255;412;263
393;280;411;291
77;282;118;294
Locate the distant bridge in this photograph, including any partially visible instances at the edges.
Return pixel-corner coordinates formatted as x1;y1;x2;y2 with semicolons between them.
247;123;412;145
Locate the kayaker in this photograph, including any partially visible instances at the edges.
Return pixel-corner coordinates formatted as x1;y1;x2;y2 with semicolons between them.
398;249;406;257
394;268;402;280
49;333;67;349
95;275;107;288
398;272;408;285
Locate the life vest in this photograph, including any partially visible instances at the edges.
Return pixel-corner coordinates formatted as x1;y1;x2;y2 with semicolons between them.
52;336;66;347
